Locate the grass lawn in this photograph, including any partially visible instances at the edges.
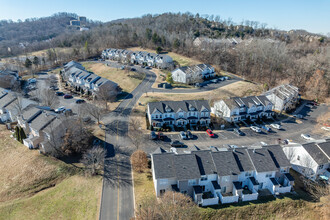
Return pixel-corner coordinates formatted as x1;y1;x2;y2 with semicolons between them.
0;126;102;220
133;170;155;207
0;175;102;220
83;62;144;94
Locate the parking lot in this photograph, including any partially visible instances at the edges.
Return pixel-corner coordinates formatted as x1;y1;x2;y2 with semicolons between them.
142;103;329;154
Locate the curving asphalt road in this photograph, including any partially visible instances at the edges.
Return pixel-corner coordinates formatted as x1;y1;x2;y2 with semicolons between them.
98;61;243;220
99;64;156;220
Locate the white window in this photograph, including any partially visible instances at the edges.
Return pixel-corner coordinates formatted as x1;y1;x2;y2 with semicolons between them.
319;164;324;169
155;115;158;119
245;172;251;177
265;173;272;178
159;115;162;119
159;179;168;185
297;155;300;160
188;179;197;186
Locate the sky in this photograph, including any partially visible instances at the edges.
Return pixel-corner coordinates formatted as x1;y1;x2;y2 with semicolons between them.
0;0;329;35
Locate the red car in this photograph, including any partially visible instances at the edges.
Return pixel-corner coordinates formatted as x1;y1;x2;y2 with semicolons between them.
206;129;215;138
63;94;73;99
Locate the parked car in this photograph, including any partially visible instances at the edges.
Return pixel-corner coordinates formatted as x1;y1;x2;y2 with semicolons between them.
270;123;281;130
56;91;64;96
170;140;184;147
186;131;193;139
63;94;73;99
260;142;268;146
211;79;218;83
120;66;125;70
76;99;85;104
206;129;215;137
321;126;330;131
145;66;151;69
157;132;165;140
261;125;272;132
233;128;244;136
150;131;157;140
55;106;66;113
301;133;313;140
250;126;261;133
130;68;136;71
218;77;225;81
180;131;187;140
294;114;303;119
229;145;238;149
63;109;73;116
28;78;37;84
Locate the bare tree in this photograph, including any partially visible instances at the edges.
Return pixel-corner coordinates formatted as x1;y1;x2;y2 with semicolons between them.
95;85;117;110
81;145;106;175
39;88;59;108
82;102;105;124
129;118;145;149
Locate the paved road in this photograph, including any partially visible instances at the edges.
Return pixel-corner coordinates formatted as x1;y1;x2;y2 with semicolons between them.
99;65;156;220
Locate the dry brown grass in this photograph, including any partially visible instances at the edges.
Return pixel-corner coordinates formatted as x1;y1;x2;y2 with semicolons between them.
0;127;71;202
83;62;143;93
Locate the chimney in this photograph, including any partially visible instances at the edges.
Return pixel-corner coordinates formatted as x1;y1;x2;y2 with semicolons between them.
253;149;256;153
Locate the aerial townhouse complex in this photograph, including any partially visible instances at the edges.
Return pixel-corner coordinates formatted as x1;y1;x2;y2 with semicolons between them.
263;84;299;112
147;100;211;129
61;61;121;97
171;64;216;84
151;145;294;206
212;95;274;122
101;48;174;69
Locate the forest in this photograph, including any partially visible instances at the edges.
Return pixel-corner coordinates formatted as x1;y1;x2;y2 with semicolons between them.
1;12;329;101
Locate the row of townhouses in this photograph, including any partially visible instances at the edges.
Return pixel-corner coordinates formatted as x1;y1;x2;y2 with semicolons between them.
283;140;330;181
101;48;174;69
171;64;216;84
212;95;275;122
147;100;211;129
263;84;299;112
61;61;121;97
0;88;67;154
151;145;294;206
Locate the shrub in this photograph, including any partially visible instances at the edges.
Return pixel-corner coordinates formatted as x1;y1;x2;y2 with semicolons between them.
131;150;148;173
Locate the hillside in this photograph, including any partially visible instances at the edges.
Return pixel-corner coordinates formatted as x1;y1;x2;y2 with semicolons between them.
0;12;98;57
0;126;102;219
1;12;329;101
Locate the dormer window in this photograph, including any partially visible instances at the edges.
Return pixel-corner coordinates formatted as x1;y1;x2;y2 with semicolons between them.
165;105;171;112
188;104;195;111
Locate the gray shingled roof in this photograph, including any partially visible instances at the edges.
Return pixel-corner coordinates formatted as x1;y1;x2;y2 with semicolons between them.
212;151;240;176
192;150;216;175
173;154;201;180
247;148;278;172
303;143;329;165
22;106;42;122
317;141;330;158
148;100;210;114
0;93;16;108
264;145;291;168
29;112;56;131
152;153;176;179
232;148;255;172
